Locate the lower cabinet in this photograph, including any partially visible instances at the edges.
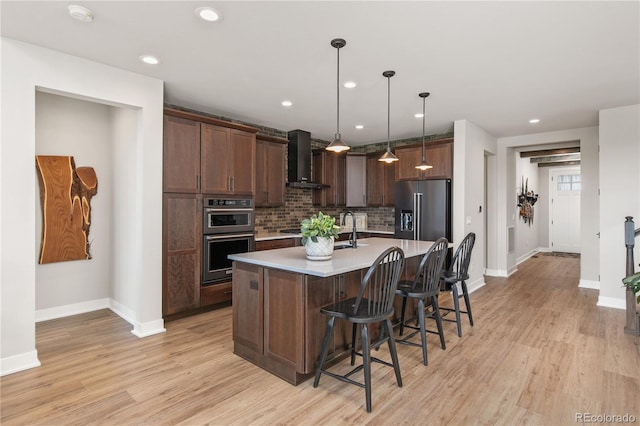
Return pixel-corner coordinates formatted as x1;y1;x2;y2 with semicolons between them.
163;193;201;316
201;282;232;307
255;238;300;251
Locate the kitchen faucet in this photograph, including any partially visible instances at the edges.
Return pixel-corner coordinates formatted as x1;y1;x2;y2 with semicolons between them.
342;211;358;249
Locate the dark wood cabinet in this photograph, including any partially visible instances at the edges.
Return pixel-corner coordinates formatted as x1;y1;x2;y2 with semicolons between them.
201;124;256;195
163;116;200;193
395;139;453;181
255;135;287;207
162;193;201;316
366;153;395;207
312;150;346;207
255;238;299;251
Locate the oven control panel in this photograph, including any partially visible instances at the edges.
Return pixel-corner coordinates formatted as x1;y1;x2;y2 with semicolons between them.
205;198;253;208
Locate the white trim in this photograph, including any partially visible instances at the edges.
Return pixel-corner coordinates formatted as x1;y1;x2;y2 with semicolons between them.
485;268;508;277
579;279;600;290
109;299;166;338
596;296;626;310
132;320;166;338
507;265;518;277
516;249;539;265
35;298;110;322
466;277;486;294
0;350;41;376
537;246;552;253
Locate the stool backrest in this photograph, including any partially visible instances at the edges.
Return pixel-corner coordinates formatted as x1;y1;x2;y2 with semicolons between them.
411;237;449;295
448;232;476;280
353;246;405;318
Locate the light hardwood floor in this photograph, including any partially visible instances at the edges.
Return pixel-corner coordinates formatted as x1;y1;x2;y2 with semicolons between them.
2;254;639;425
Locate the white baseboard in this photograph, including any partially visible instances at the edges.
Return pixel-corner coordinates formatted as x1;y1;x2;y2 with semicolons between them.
109;299;166;338
466;277;485;294
507;265;518;277
579;279;600;290
0;350;41;377
108;298;136;325
537;246;552;253
485;269;508;277
516;249;539;265
597;296;626;310
36;298;110;322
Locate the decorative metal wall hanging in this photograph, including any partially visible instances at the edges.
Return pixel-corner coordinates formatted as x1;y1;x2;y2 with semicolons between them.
517;176;538;225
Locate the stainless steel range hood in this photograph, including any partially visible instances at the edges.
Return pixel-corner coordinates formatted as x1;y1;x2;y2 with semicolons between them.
286;130;329;189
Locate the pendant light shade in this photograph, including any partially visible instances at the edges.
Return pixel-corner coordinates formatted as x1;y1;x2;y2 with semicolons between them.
379;70;399;163
326;38;351;153
415;92;434;171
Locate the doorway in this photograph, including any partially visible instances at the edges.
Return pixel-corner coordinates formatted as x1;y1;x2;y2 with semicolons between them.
550;167;581;253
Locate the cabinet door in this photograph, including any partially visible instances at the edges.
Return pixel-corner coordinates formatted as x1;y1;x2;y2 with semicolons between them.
395;145;423;181
422;143;453;179
383;161;395;206
312;152;324;206
232;263;263;353
334;154;346;206
201;123;231;194
163;193;201;315
230;129;255;195
266;141;285;205
255;140;268;205
346;154;366;207
163;116;200;193
367;154;395;207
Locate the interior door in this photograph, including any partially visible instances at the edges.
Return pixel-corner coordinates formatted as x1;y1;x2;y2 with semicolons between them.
550;168;581;253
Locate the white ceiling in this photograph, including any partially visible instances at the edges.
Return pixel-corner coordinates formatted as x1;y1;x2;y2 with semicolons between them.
2;1;639;145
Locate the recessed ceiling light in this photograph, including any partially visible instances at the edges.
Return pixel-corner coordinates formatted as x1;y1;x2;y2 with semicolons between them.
281;100;293;107
139;55;160;65
68;4;94;22
529;118;540;124
196;6;223;22
414;113;424;118
344;81;357;89
355;125;364;129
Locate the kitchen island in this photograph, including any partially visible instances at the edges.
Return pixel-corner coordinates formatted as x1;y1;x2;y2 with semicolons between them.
229;237;436;385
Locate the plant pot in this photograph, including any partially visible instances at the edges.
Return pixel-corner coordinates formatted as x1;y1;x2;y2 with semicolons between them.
304;237;334;261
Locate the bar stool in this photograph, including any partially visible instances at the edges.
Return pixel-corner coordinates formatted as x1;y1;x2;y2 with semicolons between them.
440;232;476;337
313;246;405;413
395;237;449;365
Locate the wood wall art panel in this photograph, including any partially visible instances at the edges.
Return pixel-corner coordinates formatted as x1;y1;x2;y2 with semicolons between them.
35;155;98;264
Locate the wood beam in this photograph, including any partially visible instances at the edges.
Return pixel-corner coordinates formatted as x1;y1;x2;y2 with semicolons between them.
520;147;580;158
537;160;581;167
530;153;581;163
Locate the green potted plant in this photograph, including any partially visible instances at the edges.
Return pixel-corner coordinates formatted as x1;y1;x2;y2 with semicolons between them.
300;211;340;260
623;271;640;304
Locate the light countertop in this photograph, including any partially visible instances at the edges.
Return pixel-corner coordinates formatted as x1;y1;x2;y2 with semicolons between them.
230;237;437;277
254;228;394;241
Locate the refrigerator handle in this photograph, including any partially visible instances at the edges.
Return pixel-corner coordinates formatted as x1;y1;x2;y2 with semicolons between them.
413;193;420;240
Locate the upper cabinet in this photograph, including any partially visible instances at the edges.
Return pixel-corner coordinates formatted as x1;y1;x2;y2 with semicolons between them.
395;139;453;181
312;150;346;207
163;115;201;193
346;153;367;207
163;108;258;196
366;153;395;207
255;135;287;207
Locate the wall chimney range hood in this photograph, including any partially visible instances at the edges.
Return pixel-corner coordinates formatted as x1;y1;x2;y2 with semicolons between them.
286;130;329;189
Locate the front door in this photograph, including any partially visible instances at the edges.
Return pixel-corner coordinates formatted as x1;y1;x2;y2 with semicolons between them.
550;167;581;253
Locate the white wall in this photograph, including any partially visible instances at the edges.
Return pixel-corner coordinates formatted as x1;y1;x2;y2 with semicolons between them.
35;92;113;314
598;104;640;308
1;38;164;376
453;120;497;291
537;166;550;249
515;155;540;263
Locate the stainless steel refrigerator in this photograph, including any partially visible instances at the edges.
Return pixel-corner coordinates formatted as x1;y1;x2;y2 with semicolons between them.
394;179;451;241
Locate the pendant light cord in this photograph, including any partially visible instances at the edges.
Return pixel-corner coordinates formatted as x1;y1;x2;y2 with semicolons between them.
387;74;390;149
336;45;340;137
421;96;426;161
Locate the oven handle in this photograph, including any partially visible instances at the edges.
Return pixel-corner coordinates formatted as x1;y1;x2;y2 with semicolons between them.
205;208;254;213
205;233;255;241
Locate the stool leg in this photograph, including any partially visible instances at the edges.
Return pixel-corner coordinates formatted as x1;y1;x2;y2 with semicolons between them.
399;296;407;336
432;295;446;350
385;319;402;387
452;283;462;337
350;323;358;366
462;280;473;326
417;298;428;365
361;324;372;413
313;316;335;387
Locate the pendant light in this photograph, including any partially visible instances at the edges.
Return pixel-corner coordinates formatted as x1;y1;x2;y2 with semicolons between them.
415;92;434;171
326;38;351;153
379;70;399;163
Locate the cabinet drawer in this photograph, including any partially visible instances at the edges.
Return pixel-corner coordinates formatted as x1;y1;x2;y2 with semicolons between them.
255;238;297;251
201;282;232;306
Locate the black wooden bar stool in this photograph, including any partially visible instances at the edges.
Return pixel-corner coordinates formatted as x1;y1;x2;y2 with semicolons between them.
395;237;449;365
313;246;405;413
440;232;476;337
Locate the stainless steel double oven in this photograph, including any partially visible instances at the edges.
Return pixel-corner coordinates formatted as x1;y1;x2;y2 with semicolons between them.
202;197;255;286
